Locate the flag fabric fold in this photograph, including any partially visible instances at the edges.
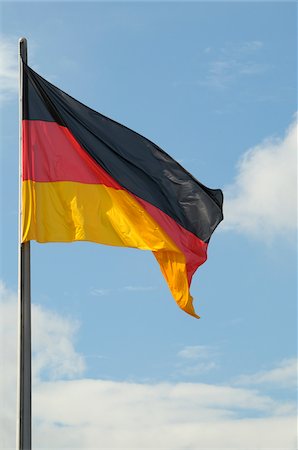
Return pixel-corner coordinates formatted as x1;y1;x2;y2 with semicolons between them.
21;62;223;318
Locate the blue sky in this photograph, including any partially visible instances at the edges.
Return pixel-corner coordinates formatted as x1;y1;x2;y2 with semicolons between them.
0;2;297;449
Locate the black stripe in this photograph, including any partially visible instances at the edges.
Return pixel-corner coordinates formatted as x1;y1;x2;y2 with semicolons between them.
23;62;223;242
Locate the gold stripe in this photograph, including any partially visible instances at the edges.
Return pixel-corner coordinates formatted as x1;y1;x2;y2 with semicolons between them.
22;180;198;317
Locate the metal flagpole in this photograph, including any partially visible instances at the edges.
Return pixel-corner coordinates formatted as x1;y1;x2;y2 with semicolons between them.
17;37;32;450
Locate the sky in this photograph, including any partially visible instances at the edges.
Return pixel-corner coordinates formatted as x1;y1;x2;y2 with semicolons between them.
0;1;297;449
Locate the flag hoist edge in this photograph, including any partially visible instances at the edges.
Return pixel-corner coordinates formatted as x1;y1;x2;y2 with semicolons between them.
21;61;223;318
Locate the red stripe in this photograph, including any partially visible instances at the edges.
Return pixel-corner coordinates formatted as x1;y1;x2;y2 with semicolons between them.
135;197;207;285
23;119;208;283
22;120;120;188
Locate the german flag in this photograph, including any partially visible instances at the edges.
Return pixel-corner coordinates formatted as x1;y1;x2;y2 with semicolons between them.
22;62;223;318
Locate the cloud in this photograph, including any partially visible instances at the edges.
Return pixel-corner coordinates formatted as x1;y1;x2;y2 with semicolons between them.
0;36;18;102
176;345;219;376
122;285;155;292
31;381;298;449
0;282;85;384
202;59;267;90
220;41;264;56
90;288;111;297
199;40;268;89
0;281;296;449
91;285;156;297
0;282;18;448
0;281;85;449
32;304;85;382
223;115;297;240
235;358;298;389
31;380;296;449
178;345;216;360
173;40;267;91
176;361;218;377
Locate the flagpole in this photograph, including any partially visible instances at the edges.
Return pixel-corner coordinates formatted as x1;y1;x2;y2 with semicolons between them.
17;37;32;450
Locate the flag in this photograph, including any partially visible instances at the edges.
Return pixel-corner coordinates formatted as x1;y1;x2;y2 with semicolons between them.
21;62;223;318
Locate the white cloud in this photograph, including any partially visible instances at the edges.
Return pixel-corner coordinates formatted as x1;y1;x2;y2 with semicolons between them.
203;59;267;89
90;287;111;297
220;41;264;57
0;282;296;449
123;285;155;292
199;40;268;89
0;281;85;449
0;36;18;102
223;115;297;239
31;380;296;449
174;41;267;91
91;285;156;297
235;358;298;389
178;345;216;360
0;282;18;449
176;361;218;377
32;304;85;382
237;40;264;53
176;345;219;376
